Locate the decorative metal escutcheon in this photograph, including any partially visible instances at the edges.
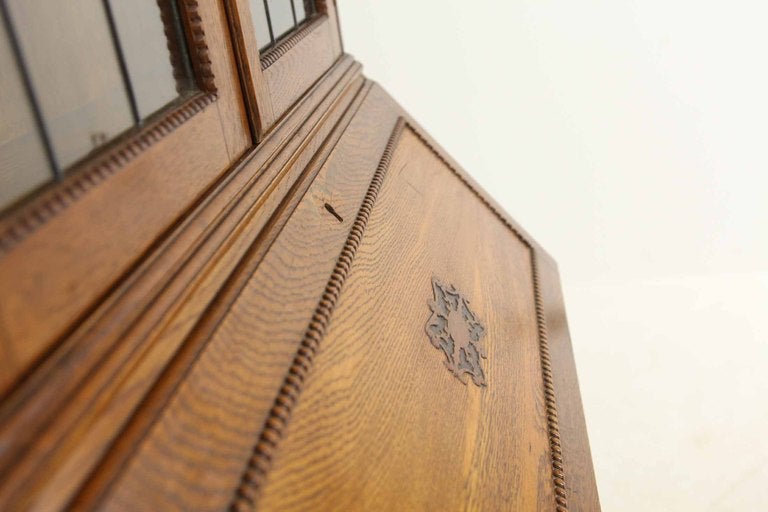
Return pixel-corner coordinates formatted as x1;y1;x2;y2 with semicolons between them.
425;277;487;387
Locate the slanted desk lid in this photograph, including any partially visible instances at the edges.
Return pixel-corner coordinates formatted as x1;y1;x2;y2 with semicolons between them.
253;120;564;511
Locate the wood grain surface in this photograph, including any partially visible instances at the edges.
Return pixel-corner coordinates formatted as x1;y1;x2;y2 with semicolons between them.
0;0;599;508
80;85;404;512
0;57;366;511
254;125;556;511
260;12;341;127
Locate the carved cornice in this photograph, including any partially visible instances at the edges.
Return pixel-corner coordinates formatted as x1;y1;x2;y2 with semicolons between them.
0;61;365;512
230;117;569;511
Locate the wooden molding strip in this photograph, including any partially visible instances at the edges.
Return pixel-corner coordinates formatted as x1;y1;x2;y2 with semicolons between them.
230;118;570;511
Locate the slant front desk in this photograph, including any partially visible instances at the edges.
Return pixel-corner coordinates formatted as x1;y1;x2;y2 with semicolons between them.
0;1;599;510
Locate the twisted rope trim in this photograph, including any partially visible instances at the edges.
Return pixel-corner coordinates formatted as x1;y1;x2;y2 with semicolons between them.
532;256;568;511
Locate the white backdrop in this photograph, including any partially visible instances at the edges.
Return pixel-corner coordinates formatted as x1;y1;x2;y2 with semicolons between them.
339;1;768;510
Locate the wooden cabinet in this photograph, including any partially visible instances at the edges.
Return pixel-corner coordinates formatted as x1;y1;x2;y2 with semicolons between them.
0;2;599;510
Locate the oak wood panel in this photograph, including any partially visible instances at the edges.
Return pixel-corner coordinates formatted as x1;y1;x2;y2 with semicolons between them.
0;0;600;509
0;78;599;512
384;93;554;267
260;9;342;127
78;85;403;511
255;125;555;511
539;255;601;511
0;57;365;512
0;0;250;397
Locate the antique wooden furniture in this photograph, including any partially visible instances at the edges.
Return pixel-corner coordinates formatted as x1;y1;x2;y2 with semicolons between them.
0;1;599;510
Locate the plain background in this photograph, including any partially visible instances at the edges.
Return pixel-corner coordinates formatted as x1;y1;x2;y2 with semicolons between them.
339;1;768;510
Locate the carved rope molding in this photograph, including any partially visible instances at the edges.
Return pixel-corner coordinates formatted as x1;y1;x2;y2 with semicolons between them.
0;0;217;256
230;117;569;511
532;255;569;512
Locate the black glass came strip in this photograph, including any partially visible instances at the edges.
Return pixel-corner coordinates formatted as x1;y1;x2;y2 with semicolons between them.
102;0;141;125
289;0;298;28
0;0;59;178
262;0;276;46
259;0;319;51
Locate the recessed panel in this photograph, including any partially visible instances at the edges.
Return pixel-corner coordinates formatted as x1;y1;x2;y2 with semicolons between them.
257;127;556;511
